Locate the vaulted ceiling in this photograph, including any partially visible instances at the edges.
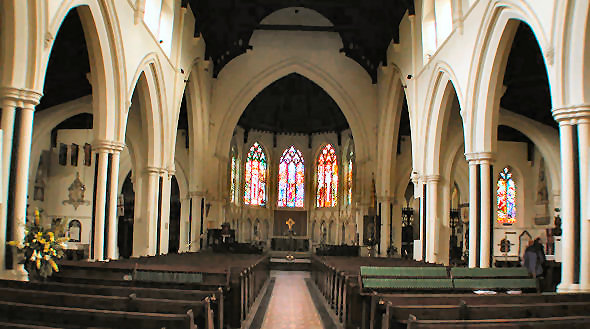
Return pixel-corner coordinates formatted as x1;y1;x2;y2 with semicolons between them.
184;0;414;82
237;73;349;134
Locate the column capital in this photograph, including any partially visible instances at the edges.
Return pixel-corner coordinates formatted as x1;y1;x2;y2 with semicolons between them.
465;152;495;164
189;191;207;198
410;171;421;184
424;174;441;183
93;139;125;152
552;104;590;124
0;87;43;108
376;195;395;203
145;166;164;175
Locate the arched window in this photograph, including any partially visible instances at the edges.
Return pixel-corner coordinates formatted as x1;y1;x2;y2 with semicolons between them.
229;145;239;204
346;145;354;206
316;144;338;207
244;142;267;206
497;167;516;225
278;146;305;207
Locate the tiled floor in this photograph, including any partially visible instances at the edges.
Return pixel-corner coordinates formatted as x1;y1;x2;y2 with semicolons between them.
261;271;324;329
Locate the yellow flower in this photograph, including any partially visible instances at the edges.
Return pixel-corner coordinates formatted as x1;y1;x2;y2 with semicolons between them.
36;258;41;269
49;259;59;272
48;232;55;242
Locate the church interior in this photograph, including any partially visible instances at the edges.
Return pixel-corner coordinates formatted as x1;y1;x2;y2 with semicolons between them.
0;0;589;328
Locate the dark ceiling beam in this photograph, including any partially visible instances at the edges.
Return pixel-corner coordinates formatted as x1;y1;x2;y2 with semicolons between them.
254;24;354;32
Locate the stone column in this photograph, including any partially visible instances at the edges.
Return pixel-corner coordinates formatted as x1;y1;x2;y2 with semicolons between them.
410;172;422;260
106;143;124;260
145;167;160;256
159;169;173;254
0;95;17;271
479;160;492;268
92;148;110;261
425;175;440;263
378;196;393;256
579;118;590;291
189;192;203;251
179;196;190;252
558;123;576;291
467;161;478;268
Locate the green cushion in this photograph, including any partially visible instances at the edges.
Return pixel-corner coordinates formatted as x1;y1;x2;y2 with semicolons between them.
362;278;453;289
450;267;529;278
453;278;537;289
360;266;447;277
134;270;203;283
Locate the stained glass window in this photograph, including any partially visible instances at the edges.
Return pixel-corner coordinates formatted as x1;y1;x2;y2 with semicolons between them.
316;144;338;207
244;142;267;206
497;167;516;225
346;148;354;206
230;145;238;204
278;146;305;207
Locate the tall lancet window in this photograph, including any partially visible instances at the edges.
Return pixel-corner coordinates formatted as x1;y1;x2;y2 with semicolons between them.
278;146;305;207
244;142;267;206
497;167;516;225
346;145;354;206
316;144;338;207
229;145;239;204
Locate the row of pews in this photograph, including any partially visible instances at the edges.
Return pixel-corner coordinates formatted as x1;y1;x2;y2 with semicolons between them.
0;252;269;328
311;255;590;329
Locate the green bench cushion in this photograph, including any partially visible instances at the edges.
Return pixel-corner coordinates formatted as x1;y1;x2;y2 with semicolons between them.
450;267;529;278
453;278;537;290
134;270;203;283
360;266;447;278
362;278;453;289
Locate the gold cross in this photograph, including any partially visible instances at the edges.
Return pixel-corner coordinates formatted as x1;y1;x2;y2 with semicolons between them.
286;218;295;231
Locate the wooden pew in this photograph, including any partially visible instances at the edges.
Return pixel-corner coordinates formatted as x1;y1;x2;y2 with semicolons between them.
0;286;214;328
450;267;538;292
376;292;590;306
0;322;61;329
0;300;196;329
398;315;590;329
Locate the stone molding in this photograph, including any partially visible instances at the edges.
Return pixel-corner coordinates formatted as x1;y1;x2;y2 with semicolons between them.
423;174;441;183
376;195;395;203
144;166;167;175
0;87;43;108
93;140;125;152
552;104;590;124
465;151;495;164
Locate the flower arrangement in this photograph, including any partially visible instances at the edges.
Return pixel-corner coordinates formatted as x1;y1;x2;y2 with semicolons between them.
7;209;68;279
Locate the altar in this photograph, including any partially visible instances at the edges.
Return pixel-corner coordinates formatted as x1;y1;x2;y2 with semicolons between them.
270;210;309;251
270;237;310;252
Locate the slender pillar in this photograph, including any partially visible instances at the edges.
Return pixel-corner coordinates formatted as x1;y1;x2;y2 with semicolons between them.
0;102;16;271
468;162;478;268
480;160;492;268
92;149;110;261
558;123;576;292
179;197;190;252
145;168;160;256
106;148;122;259
578;120;590;291
12;105;36;255
159;171;172;254
426;176;440;263
379;197;392;256
190;192;202;251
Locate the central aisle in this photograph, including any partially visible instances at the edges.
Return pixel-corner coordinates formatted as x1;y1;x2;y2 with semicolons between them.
261;271;324;329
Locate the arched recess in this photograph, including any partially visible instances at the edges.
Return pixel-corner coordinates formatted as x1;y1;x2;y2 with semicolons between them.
40;2;124;141
214;57;372;168
497;109;560;196
124;62;165;169
559;1;590;105
376;69;406;198
468;3;553;153
183;63;210;193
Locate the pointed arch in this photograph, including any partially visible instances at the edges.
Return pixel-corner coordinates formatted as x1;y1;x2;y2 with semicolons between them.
40;1;124;141
467;2;554;153
214;57;372;165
